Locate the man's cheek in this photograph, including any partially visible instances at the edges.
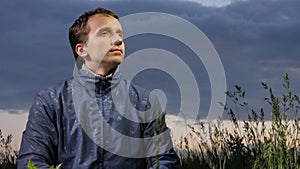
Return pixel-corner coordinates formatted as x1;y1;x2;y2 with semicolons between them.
95;43;112;59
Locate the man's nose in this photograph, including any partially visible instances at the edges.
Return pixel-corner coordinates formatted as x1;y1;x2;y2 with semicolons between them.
111;34;123;46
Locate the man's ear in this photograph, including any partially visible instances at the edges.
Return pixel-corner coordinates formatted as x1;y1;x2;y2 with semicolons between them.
75;43;87;58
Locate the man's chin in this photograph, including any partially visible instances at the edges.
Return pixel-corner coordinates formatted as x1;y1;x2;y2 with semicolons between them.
105;57;123;64
101;59;123;67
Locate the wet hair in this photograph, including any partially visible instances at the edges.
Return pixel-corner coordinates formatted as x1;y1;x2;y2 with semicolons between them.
68;7;118;60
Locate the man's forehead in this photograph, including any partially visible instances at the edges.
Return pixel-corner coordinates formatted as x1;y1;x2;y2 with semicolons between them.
88;14;121;29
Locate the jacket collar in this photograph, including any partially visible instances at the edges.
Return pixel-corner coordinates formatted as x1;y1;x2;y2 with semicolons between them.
73;64;122;91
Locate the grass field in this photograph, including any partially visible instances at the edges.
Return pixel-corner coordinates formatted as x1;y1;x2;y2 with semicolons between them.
177;74;300;169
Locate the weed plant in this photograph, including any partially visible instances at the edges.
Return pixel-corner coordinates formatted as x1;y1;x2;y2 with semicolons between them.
179;74;300;169
0;129;17;169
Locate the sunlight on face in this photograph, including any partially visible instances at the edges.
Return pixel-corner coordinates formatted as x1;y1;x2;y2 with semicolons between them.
83;14;125;73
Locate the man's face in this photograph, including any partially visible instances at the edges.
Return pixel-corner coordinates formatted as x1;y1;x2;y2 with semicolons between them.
80;14;125;71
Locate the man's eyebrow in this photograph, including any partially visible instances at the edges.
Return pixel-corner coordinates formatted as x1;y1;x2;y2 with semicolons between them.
96;27;111;34
116;29;123;34
95;26;123;35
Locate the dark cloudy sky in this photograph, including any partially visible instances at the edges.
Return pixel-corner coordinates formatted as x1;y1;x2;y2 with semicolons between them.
1;0;300;120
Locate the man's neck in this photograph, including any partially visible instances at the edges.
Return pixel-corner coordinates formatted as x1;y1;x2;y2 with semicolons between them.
83;63;117;77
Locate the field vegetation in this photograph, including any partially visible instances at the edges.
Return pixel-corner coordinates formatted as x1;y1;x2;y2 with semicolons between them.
179;74;300;169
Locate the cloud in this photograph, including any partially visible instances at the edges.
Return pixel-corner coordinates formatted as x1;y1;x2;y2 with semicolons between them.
177;0;247;7
1;0;299;120
0;109;27;114
0;109;28;115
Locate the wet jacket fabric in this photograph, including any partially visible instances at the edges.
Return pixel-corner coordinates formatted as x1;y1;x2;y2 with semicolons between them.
17;67;179;169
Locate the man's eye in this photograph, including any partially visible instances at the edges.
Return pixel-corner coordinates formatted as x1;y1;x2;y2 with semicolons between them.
101;31;110;37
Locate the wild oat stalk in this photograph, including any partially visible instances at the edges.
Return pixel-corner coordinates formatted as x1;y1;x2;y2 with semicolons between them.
179;73;300;169
0;129;17;169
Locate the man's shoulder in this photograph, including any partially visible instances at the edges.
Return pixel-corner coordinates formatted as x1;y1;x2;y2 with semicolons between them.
35;78;73;102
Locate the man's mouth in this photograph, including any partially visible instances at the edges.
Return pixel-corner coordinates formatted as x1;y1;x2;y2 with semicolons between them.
109;48;123;54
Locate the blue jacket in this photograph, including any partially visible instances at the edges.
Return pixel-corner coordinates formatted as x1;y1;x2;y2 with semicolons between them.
17;67;179;169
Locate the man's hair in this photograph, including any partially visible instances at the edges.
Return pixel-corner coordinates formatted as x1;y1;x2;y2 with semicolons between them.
68;7;119;60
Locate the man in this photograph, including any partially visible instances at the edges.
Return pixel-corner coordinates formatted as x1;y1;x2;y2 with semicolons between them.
17;7;179;168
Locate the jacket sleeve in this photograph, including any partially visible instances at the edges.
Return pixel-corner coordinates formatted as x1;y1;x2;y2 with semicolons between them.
143;95;180;169
17;92;58;169
144;113;180;169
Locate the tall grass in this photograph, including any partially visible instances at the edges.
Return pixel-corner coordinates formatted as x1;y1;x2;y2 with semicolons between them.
178;73;300;169
0;129;17;169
